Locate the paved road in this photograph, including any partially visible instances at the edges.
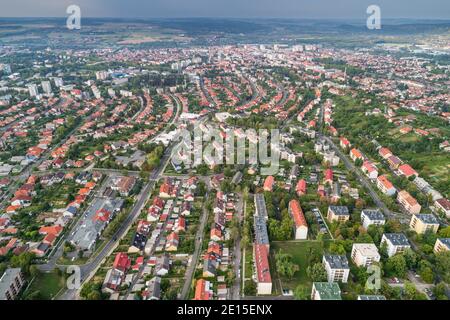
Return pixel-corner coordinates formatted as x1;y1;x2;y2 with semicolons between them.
58;145;175;300
180;190;211;300
55;95;184;300
319;134;394;219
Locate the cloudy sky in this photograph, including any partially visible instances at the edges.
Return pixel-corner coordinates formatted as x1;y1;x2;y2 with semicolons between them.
1;0;449;19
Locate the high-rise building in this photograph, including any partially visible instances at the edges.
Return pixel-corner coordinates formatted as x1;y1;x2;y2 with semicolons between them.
41;81;52;94
54;77;64;87
28;84;39;97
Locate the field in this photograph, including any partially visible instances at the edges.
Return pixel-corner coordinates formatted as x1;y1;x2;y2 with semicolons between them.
25;272;66;300
270;241;324;294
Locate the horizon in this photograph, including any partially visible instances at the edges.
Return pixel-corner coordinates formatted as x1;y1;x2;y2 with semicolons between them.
0;0;449;20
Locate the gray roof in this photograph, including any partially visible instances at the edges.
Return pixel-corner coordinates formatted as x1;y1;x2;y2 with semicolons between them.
254;215;269;246
358;295;386;300
147;277;161;300
71;197;124;250
329;206;349;216
383;233;410;246
0;268;22;300
438;238;450;248
254;194;268;219
232;171;243;184
361;209;385;221
415;214;439;225
323;255;349;269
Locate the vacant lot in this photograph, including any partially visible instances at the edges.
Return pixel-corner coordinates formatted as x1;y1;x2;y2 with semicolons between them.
25;271;66;300
270;241;325;293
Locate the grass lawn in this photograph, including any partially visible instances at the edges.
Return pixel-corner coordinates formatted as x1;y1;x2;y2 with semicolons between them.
270;241;325;293
26;272;66;300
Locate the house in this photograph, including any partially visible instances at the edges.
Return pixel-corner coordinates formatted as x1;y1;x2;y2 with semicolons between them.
296;179;307;196
253;243;272;295
387;155;402;169
180;202;192;216
203;254;218;278
129;233;147;253
39;225;63;237
311;282;341;300
155;255;170;276
361;209;385;230
434;238;450;254
381;233;411;257
378;147;392;159
174;217;186;233
410;214;440;235
288;200;308;240
327;206;350;223
434;198;450;218
398;164;418;179
0;268;25;300
350;148;363;162
397;190;421;214
324;168;333;185
339;137;350;150
145;277;161;300
113;253;131;273
263;176;275;192
159;182;173;198
165;232;179;252
322;255;349;283
351;243;380;267
376;176;396;196
362;161;378;179
194;279;213;300
210;226;223;241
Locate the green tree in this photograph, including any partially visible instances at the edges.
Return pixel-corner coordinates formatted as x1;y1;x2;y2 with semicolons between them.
294;285;309;300
244;281;257;296
306;263;327;282
275;250;299;279
385;255;407;278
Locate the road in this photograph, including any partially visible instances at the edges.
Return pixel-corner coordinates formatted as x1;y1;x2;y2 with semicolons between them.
180;190;211;299
55;95;183;300
319;134;395;219
57;144;175;300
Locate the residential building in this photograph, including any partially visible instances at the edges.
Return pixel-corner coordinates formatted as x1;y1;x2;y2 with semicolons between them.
351;243;380;267
435;198;450;218
253;243;272;295
327;206;350;223
381;233;411;257
434;238;450;254
194;279;213;300
361;209;385;230
376;175;396;196
263;176;274;192
288;200;308;240
409;214;440;234
322;255;350;283
0;268;25;300
311;282;341;300
397;190;421;214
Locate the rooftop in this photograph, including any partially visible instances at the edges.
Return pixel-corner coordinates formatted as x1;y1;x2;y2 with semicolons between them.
383;233;410;246
361;209;385;221
323;255;349;269
313;282;341;300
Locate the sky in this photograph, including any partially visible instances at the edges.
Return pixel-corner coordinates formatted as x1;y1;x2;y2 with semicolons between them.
0;0;449;19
